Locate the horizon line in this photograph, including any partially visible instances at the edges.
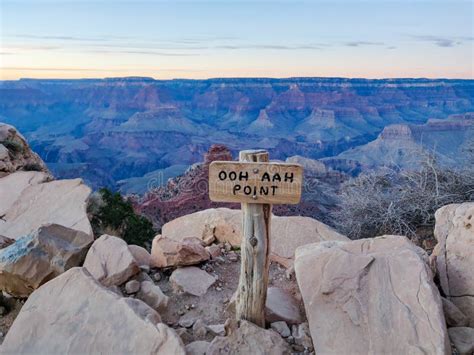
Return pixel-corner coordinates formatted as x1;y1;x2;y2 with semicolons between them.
2;75;474;82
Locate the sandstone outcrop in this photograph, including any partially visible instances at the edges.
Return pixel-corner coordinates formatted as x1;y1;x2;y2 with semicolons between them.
1;267;185;354
83;234;140;287
431;202;474;326
0;123;49;178
295;235;450;355
0;224;93;297
0;176;92;240
151;235;210;268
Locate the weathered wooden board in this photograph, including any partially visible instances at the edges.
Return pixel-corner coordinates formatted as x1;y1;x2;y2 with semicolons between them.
209;161;303;204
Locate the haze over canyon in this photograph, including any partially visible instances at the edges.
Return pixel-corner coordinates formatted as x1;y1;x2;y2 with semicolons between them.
0;77;473;194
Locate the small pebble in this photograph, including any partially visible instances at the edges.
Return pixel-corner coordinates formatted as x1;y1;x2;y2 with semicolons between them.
152;272;162;282
216;287;223;292
0;306;6;316
124;280;140;294
227;251;238;262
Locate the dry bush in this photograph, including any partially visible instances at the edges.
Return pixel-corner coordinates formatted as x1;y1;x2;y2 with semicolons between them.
331;154;474;241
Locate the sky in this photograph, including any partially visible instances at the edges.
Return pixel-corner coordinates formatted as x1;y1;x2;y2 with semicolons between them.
0;0;473;80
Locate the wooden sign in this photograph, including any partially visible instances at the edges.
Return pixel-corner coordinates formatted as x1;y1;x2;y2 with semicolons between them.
209;161;303;204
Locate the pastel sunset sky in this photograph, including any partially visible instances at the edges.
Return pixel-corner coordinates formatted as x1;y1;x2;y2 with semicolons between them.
1;0;473;80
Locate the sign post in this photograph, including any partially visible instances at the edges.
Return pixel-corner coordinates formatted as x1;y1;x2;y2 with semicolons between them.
209;149;303;327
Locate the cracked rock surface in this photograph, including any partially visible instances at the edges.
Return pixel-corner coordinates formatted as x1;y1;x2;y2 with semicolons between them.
431;203;474;327
295;235;450;355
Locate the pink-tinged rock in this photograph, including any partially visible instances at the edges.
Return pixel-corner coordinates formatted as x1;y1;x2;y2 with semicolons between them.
161;208;241;247
205;244;222;259
128;244;151;267
151;235;209;268
295;235;450;355
170;266;216;296
1;267;185;354
83;234;140;287
265;287;302;325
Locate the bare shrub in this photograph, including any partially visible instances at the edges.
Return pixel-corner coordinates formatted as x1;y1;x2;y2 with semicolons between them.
331;154;474;241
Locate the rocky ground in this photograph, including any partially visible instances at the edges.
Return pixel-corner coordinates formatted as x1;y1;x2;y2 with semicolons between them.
129;250;309;352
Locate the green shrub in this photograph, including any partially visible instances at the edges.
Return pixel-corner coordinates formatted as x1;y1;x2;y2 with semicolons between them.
89;188;155;247
1;139;24;155
23;163;44;172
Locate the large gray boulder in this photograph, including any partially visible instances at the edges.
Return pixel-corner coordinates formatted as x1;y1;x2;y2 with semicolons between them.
295;235;450;355
0;224;93;297
83;234;140;287
431;203;474;327
161;208;347;267
1;267;185;354
0;177;92;240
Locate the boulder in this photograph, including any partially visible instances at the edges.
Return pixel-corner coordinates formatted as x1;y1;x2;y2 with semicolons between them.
1;267;185;354
442;297;470;327
136;280;169;312
207;320;291;355
0;177;92;240
170;266;216;296
162;208;241;246
0;224;93;297
431;203;474;326
271;215;348;268
448;327;474;355
0;123;49;178
161;208;348;267
295;235;450;355
0;171;50;216
151;235;209;268
128;244;151;267
83;234;140;287
265;287;302;325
